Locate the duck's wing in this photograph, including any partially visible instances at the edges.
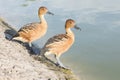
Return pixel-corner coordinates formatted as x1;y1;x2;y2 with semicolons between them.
44;34;71;48
13;22;40;37
18;22;40;33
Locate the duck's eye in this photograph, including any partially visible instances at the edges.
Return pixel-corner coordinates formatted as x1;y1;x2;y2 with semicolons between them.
69;21;72;24
41;8;45;10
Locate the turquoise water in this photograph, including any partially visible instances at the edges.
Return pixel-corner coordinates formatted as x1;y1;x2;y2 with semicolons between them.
0;0;120;80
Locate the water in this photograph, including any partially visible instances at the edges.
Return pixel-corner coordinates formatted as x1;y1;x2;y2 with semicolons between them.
0;0;120;80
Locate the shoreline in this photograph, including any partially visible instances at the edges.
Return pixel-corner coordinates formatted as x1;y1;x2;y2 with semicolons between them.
0;17;79;80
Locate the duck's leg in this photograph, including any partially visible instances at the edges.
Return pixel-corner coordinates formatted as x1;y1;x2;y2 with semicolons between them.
55;54;70;69
28;42;35;53
55;55;66;68
28;42;32;47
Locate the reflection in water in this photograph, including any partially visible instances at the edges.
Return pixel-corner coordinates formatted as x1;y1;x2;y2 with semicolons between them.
0;0;120;80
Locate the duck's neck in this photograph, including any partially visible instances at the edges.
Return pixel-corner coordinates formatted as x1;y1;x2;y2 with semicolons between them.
39;15;47;24
66;28;74;40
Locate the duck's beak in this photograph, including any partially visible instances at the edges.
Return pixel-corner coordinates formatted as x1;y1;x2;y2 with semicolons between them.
47;11;54;15
74;25;81;31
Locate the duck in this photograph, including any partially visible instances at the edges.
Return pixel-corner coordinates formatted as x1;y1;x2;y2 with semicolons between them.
40;19;81;68
11;6;54;47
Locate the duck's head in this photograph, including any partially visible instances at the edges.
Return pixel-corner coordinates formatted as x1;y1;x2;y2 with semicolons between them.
65;19;81;30
38;6;54;16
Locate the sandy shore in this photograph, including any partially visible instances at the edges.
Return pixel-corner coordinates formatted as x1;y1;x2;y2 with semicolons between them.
0;17;79;80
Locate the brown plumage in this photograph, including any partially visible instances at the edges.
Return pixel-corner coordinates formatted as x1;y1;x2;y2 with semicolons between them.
12;6;54;47
40;19;80;68
43;34;73;56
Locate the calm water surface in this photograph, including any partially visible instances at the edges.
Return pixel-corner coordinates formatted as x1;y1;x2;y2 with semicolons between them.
0;0;120;80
